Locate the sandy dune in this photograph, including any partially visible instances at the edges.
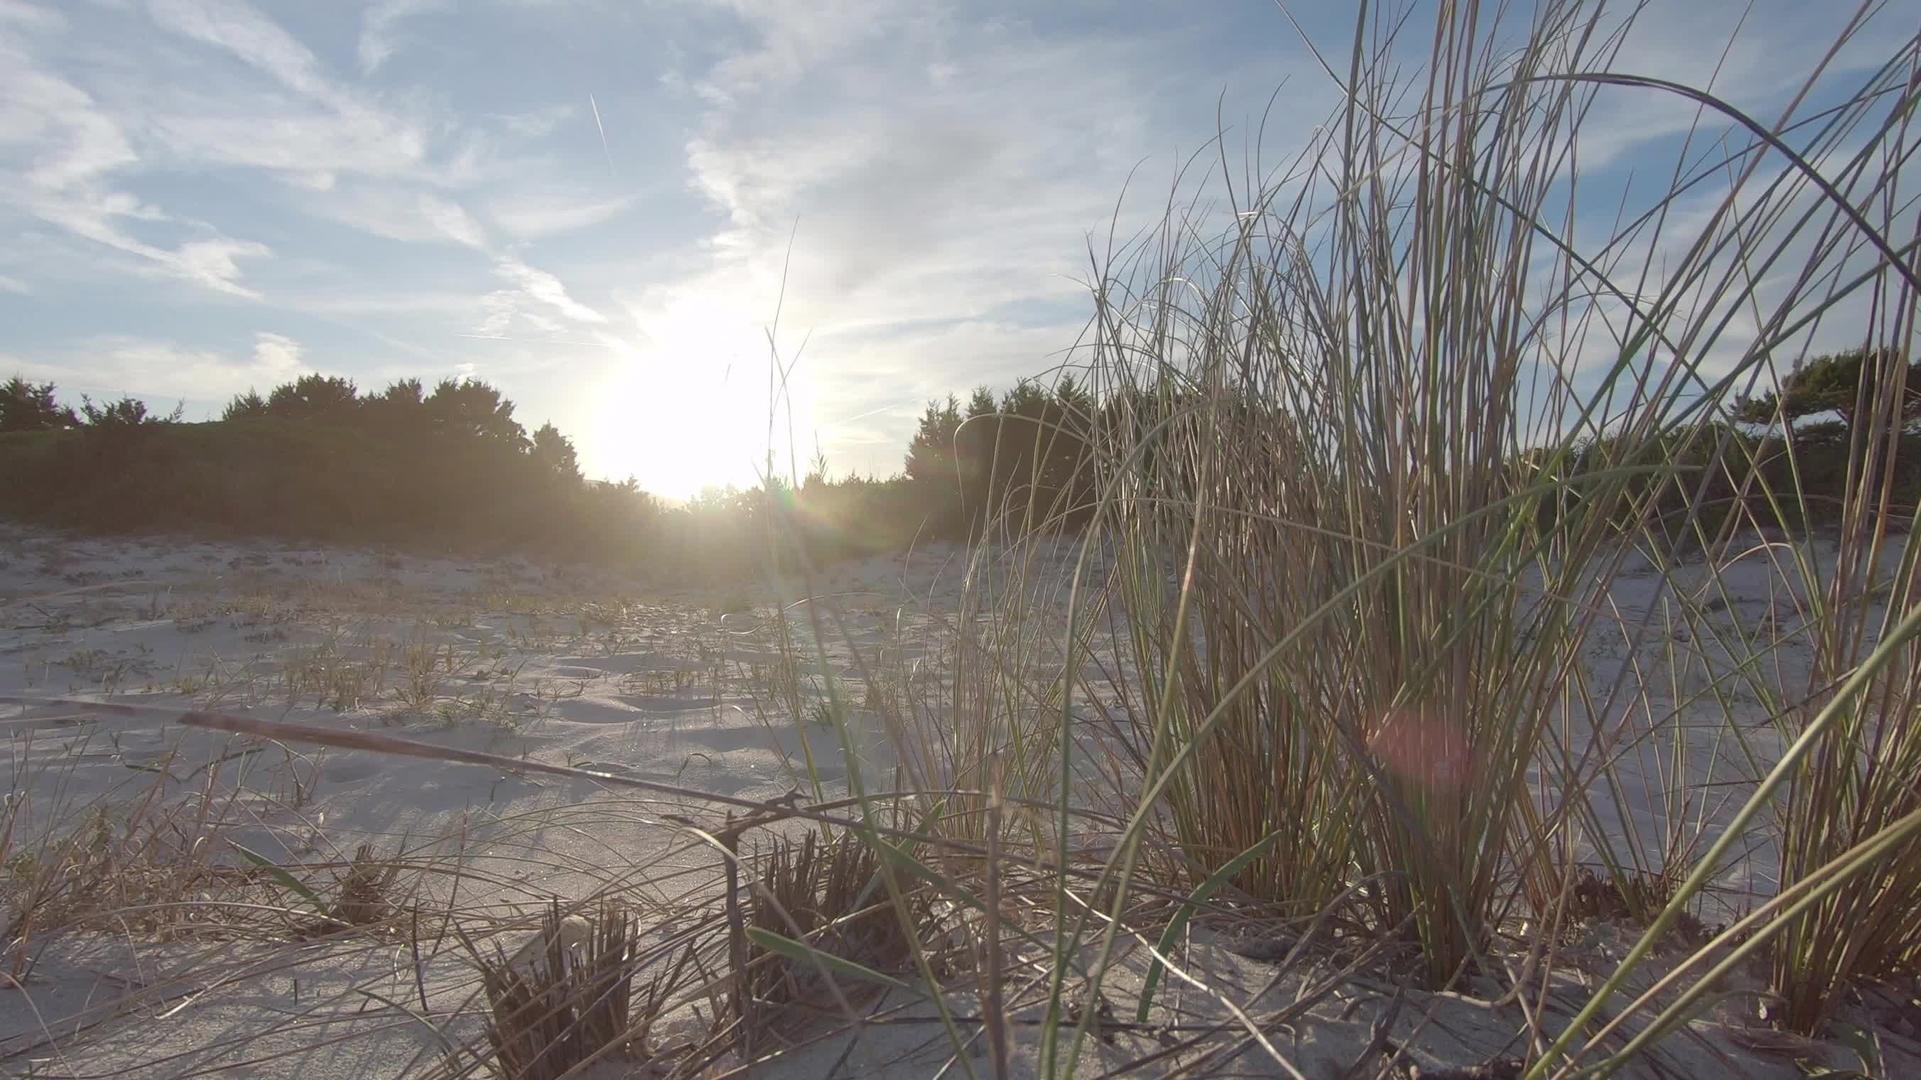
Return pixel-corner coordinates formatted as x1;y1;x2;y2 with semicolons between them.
2;523;1912;1077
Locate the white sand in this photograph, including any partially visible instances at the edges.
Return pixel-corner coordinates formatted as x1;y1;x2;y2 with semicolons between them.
1;523;1912;1077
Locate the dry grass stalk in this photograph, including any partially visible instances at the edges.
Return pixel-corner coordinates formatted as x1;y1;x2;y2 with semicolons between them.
743;830;915;1016
1;754;262;976
285;843;405;939
475;899;657;1080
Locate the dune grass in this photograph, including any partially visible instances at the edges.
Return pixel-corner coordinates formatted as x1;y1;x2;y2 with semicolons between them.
2;0;1919;1077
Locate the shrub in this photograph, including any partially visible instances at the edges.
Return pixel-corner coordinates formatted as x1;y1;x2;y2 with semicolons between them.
79;395;180;428
267;374;360;420
222;389;269;421
0;376;78;432
1734;346;1921;429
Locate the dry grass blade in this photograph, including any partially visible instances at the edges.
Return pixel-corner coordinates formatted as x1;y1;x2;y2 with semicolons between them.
743;830;918;1020
325;843;401;930
473;899;660;1080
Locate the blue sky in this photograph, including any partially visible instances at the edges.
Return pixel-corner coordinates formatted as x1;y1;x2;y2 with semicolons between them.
0;0;1908;497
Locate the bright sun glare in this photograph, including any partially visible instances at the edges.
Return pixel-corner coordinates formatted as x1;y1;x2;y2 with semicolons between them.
591;302;788;501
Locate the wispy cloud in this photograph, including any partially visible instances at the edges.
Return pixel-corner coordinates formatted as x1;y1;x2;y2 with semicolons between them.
0;11;271;295
306;185;491;249
615;0;1268;478
358;0;451;74
2;331;311;405
484;192;637;239
150;0;351;106
143;0;430;181
482;255;609;336
491;102;578;139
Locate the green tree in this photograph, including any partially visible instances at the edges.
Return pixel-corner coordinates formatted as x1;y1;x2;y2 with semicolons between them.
361;378;426;431
425;378;528;448
530;422;582;481
1000;379;1050;418
376;378;425;408
904;395;963;484
267;374;361;420
1053;373;1092;420
1;376;79;432
1735;346;1921;428
80;395;181;427
223;389;268;420
966;386;996;418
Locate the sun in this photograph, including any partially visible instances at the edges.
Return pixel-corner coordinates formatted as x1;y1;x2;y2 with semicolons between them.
586;356;768;499
578;289;809;503
577;278;825;500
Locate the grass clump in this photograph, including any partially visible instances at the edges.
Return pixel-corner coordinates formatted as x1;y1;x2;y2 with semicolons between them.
0;760;259;976
741;830;919;1024
474;900;676;1080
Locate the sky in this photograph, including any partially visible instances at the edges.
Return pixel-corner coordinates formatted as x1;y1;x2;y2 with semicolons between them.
0;0;1912;498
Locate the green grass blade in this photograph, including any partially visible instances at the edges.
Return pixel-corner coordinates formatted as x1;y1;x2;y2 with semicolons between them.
232;841;327;917
744;927;911;991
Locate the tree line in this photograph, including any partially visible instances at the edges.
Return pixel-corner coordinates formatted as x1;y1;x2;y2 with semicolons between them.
0;371;641;559
1;377;184;431
3;367;1106;534
8;343;1899;564
0;366;1106;569
217;375;582;482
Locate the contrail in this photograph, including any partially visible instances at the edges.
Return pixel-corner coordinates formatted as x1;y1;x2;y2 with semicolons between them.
453;332;623;349
834;401;913;425
588;92;613;170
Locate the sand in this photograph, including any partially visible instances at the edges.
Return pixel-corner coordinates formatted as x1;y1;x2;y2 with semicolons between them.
1;522;1914;1077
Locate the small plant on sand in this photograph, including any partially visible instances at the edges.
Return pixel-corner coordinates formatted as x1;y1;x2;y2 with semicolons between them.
1;760;257;976
397;637;465;714
324;843;401;930
740;829;918;1026
473;899;685;1080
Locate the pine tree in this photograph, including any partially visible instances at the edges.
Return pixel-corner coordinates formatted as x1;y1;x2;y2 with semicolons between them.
1735;347;1921;428
904;395;963;483
267;374;361;420
531;423;582;481
0;377;79;432
223;389;268;420
426;378;528;448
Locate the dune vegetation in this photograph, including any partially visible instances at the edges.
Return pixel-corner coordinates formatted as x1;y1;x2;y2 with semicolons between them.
3;0;1921;1077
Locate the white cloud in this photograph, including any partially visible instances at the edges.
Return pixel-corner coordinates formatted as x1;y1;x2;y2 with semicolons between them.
0;5;272;295
304;184;490;248
492;103;578;139
142;101;427;181
278;287;482;319
1552;0;1898;170
168;237;272;295
249;330;304;376
0;273;28;293
484;192;636;239
148;0;338;103
0;0;63;31
490;255;607;326
139;0;430;182
4;331;310;404
619;1;1270;478
358;0;450;75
